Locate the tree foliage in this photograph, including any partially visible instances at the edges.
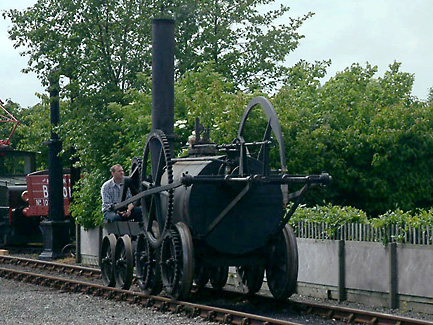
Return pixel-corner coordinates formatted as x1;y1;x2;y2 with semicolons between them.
289;203;433;243
171;0;312;90
4;0;154;93
4;0;310;92
0;99;22;147
275;61;433;216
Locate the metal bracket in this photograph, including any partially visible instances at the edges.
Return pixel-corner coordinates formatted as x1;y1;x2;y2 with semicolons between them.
204;182;251;237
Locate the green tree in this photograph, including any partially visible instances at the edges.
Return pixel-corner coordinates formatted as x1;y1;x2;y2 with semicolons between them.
427;87;433;105
275;61;433;216
4;0;311;93
4;0;154;94
0;99;22;147
171;0;313;91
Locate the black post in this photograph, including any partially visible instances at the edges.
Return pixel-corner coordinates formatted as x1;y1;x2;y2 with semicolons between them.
151;18;175;142
389;242;398;309
39;70;70;260
338;240;346;302
70;146;81;263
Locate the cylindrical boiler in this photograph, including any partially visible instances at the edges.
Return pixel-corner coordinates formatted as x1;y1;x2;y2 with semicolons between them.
166;157;284;255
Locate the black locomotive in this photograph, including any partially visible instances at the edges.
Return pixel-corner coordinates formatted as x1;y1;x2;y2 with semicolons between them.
100;18;330;300
0;147;41;245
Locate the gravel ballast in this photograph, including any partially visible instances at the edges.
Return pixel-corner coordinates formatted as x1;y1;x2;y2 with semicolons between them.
0;277;211;325
1;255;432;324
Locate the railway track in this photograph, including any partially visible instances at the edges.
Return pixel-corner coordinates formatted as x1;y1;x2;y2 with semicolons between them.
0;255;431;325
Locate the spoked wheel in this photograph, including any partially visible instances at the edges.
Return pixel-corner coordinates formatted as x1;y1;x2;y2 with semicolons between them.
194;266;210;290
236;265;265;295
237;96;287;174
114;235;134;290
141;130;174;248
100;234;117;287
135;232;162;295
266;224;298;300
160;222;194;300
209;266;229;291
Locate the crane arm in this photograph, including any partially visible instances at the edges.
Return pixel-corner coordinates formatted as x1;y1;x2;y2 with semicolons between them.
0;99;20;147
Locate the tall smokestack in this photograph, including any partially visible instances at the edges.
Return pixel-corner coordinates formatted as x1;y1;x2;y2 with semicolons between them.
151;18;175;141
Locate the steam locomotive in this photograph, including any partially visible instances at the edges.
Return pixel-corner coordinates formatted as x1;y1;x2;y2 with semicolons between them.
0;146;73;246
0;147;40;245
99;18;330;301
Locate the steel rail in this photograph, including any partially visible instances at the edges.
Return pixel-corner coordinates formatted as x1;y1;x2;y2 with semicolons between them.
0;255;431;325
293;300;433;325
0;255;101;279
0;265;300;325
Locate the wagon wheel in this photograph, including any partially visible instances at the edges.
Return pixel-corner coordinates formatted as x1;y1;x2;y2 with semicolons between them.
209;266;229;291
236;265;264;295
141;129;174;248
266;224;298;300
160;222;194;300
136;232;162;295
100;234;117;287
194;266;210;290
114;234;134;290
237;96;287;176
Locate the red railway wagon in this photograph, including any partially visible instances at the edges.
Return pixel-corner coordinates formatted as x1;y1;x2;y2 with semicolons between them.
23;169;72;218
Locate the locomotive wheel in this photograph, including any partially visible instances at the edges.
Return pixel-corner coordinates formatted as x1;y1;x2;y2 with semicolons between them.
266;224;298;300
236;265;264;295
136;233;162;295
114;235;134;290
100;234;117;287
141;130;174;248
160;222;194;300
209;266;229;291
194;266;210;290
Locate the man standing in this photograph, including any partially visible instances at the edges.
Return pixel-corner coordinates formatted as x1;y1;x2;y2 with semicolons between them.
101;164;141;222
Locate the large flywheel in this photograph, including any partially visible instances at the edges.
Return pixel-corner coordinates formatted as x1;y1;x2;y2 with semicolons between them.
141;129;174;248
266;224;298;300
160;222;194;300
237;96;287;174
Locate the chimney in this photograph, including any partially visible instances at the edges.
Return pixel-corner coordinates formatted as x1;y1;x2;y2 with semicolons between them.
151;18;175;143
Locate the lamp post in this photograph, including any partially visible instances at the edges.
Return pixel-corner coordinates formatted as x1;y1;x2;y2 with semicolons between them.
39;69;70;260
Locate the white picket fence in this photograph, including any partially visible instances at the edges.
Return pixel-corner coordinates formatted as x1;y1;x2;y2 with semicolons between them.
295;222;433;245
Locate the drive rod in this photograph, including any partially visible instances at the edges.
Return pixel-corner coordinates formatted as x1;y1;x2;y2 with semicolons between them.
112;173;330;212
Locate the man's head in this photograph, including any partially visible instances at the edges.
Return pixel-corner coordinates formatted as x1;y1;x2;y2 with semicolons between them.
110;164;124;184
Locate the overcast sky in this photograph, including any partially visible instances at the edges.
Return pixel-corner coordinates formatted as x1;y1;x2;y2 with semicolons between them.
1;0;432;108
